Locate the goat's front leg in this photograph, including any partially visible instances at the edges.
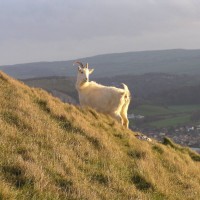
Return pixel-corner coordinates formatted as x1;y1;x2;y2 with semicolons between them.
123;117;129;128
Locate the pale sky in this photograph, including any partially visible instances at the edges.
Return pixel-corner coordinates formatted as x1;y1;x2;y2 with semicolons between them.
1;0;200;65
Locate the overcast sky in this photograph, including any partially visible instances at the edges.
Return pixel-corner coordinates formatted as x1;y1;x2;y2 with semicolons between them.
1;0;200;65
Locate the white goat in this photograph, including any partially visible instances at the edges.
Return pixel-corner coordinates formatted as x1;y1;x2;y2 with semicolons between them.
74;61;131;128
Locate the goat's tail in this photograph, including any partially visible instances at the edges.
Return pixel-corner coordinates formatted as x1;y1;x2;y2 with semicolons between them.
121;83;131;100
122;83;129;92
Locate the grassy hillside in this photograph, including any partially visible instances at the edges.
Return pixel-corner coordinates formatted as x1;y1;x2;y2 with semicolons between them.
1;49;200;79
0;71;200;200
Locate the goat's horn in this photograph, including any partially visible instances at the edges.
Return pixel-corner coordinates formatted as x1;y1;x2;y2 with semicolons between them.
85;63;89;68
73;61;84;68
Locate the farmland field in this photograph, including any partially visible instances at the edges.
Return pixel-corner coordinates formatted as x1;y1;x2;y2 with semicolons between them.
132;104;200;128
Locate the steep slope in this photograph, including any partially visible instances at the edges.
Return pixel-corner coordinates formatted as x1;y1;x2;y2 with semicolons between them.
0;71;200;200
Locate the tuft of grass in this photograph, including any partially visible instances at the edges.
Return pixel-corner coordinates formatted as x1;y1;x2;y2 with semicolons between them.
36;99;51;113
188;150;200;162
88;108;99;119
55;178;74;192
152;145;164;154
17;147;33;161
128;149;147;159
163;137;200;162
113;133;124;139
91;173;109;186
163;137;182;150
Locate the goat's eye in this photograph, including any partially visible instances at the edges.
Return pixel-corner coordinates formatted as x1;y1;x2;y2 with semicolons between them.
80;71;83;74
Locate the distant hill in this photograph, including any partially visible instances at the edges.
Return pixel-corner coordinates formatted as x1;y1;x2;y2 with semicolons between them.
1;71;200;199
22;73;200;109
1;49;200;79
97;73;200;103
148;84;200;105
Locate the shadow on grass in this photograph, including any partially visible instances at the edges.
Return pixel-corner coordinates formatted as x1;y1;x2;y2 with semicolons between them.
3;111;32;131
131;173;154;191
2;165;33;188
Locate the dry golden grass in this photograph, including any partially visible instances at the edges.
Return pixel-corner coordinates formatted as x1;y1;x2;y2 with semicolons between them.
0;70;200;200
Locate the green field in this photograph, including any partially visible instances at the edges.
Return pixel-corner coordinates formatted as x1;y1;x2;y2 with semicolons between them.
132;104;200;128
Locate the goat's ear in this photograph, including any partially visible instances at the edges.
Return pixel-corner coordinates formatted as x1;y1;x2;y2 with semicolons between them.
78;66;82;72
85;63;89;68
89;69;94;74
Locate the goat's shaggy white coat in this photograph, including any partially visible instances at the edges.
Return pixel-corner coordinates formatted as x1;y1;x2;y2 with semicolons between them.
75;63;131;128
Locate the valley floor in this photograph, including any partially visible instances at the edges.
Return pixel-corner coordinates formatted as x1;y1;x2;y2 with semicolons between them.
130;104;200;150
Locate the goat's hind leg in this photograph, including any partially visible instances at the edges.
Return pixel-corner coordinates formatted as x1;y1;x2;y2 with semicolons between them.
120;102;130;128
110;113;123;125
121;114;129;128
